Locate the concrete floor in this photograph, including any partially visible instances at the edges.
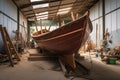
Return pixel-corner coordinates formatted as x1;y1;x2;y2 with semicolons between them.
0;49;120;80
80;52;120;80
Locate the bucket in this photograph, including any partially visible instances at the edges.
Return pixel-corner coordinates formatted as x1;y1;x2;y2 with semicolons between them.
109;58;117;64
95;52;98;58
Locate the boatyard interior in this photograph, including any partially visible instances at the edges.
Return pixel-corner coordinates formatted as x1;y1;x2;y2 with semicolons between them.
0;0;120;80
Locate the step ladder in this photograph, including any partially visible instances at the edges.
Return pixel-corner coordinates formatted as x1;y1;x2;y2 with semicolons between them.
0;25;20;67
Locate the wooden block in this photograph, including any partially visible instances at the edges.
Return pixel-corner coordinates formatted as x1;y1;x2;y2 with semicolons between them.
28;56;58;61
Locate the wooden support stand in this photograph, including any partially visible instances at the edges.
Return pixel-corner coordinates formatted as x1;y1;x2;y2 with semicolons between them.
0;25;20;67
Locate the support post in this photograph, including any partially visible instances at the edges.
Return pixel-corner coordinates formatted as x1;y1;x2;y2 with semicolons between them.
58;15;61;27
17;7;19;30
71;12;75;21
35;19;38;32
102;0;105;39
44;20;47;32
48;18;54;31
40;19;43;33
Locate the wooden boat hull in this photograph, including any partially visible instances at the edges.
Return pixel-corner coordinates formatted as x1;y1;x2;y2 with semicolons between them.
32;13;93;69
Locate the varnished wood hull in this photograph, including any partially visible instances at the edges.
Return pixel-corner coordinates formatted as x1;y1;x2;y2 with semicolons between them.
32;13;93;69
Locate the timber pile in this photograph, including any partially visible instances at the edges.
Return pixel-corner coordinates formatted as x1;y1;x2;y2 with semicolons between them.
100;45;120;63
107;46;120;58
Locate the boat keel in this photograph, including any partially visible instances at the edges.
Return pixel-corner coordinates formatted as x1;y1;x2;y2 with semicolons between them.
61;54;76;69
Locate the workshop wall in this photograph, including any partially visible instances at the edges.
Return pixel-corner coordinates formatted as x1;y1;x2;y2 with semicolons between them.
0;0;27;52
89;0;120;49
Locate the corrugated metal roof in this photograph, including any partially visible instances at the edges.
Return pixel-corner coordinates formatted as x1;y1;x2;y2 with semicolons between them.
13;0;99;21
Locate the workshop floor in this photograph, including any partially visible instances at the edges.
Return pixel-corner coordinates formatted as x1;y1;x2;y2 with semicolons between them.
0;49;120;80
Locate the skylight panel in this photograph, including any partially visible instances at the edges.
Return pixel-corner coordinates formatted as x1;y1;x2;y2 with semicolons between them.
35;12;48;16
30;0;43;2
33;3;49;9
36;11;48;20
36;15;48;20
57;11;69;15
57;7;71;15
37;15;48;18
37;17;48;20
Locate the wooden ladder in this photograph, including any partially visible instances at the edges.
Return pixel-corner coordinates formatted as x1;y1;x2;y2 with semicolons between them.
0;25;20;67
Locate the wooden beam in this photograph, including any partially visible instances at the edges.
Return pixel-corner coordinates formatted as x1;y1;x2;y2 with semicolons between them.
96;23;98;49
102;0;105;39
62;54;76;69
61;20;65;26
44;20;47;32
34;19;38;32
71;12;75;21
27;20;30;45
48;18;54;31
27;7;81;19
76;13;79;19
23;0;86;17
28;56;58;61
17;7;19;30
40;19;43;33
20;0;62;9
57;23;59;28
58;15;61;27
24;2;84;15
58;59;66;73
23;22;28;48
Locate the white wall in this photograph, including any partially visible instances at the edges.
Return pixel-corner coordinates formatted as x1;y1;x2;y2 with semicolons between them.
19;12;28;42
0;0;17;51
105;0;120;47
0;0;27;51
0;0;17;37
89;0;120;48
89;0;103;49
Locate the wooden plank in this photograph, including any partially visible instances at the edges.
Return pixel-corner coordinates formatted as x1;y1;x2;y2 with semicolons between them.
28;56;57;61
96;23;98;49
35;19;38;32
44;20;47;32
58;15;61;27
48;18;54;31
23;22;29;48
71;12;75;21
61;20;65;26
57;23;59;28
61;54;76;69
29;53;59;57
58;59;66;73
40;19;43;33
76;13;79;19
